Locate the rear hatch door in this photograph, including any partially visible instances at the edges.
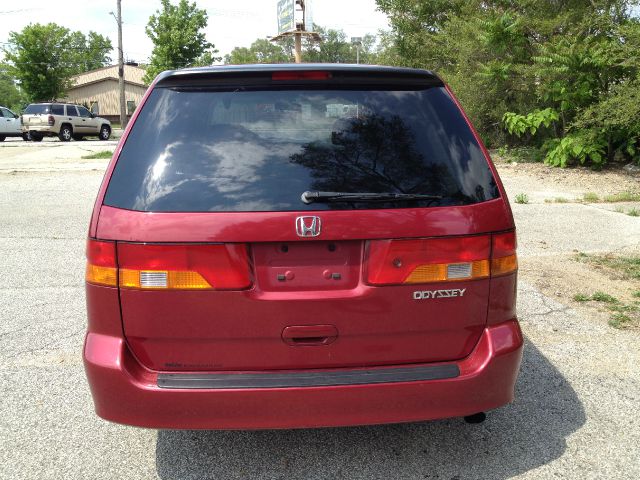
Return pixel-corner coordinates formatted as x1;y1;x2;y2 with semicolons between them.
99;67;513;372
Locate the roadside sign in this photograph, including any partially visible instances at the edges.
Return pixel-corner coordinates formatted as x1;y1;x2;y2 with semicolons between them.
277;0;295;34
304;0;314;31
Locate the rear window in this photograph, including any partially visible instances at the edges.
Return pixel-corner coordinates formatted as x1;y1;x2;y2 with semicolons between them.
104;85;499;212
24;104;50;114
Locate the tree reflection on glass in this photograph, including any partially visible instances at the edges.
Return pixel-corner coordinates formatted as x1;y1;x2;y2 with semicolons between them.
290;114;477;208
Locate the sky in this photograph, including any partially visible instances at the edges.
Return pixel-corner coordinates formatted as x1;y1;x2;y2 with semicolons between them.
0;0;390;64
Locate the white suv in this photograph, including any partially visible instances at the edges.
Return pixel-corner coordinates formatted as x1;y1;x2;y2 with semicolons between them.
0;106;25;141
21;103;111;142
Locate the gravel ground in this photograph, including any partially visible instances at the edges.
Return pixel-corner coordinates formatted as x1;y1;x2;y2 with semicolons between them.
0;143;639;479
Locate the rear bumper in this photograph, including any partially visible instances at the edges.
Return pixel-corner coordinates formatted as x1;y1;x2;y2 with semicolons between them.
23;126;56;135
84;320;523;430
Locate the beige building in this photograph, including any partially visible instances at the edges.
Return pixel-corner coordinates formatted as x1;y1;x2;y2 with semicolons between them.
63;64;148;123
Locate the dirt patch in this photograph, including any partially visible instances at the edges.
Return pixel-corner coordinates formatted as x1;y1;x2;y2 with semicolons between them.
494;159;640;202
520;253;640;330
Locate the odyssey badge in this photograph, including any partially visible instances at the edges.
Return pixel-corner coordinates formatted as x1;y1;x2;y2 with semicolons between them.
413;289;467;300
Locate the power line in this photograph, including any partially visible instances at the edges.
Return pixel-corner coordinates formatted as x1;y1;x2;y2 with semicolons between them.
0;9;35;15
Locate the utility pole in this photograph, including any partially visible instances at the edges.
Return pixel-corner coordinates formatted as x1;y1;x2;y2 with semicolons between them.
293;0;304;63
351;37;362;64
294;31;302;64
116;0;127;129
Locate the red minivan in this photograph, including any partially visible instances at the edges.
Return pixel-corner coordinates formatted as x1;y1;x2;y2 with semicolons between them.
83;64;523;429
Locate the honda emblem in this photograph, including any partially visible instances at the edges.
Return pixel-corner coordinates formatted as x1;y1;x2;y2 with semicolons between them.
295;216;321;237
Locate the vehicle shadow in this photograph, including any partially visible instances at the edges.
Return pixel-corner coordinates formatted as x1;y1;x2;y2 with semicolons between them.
155;339;585;480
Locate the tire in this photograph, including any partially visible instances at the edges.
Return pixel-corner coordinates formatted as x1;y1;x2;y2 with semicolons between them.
22;133;31;141
58;124;73;142
73;134;84;141
0;135;5;142
98;124;111;141
31;133;43;142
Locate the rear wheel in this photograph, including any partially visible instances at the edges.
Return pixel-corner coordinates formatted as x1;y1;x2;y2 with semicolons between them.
31;133;43;142
99;125;111;141
0;135;5;142
59;125;73;142
22;133;31;141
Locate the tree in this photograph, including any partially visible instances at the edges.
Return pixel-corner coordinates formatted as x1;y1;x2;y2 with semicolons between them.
304;26;378;64
225;38;292;64
68;31;113;73
2;23;112;102
0;64;26;111
376;0;640;166
3;23;73;101
224;26;380;66
144;0;220;83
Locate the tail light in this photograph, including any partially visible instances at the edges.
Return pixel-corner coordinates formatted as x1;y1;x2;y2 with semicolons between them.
86;240;117;287
48;115;55;126
272;71;331;81
117;243;251;290
491;231;518;276
365;232;517;286
85;240;251;290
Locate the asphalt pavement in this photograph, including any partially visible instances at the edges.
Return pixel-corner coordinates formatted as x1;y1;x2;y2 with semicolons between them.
0;141;638;479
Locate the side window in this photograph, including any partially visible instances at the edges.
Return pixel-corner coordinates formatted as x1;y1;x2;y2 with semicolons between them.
127;100;136;116
51;104;64;115
66;106;79;117
0;108;6;118
78;106;92;118
90;102;99;115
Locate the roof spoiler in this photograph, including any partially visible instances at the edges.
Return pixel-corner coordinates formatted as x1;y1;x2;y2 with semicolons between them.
154;64;444;89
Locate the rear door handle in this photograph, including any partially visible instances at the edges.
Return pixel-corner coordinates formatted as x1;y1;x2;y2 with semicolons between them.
282;325;338;346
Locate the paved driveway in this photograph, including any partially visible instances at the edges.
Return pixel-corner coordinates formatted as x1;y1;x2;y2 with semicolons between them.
0;142;638;479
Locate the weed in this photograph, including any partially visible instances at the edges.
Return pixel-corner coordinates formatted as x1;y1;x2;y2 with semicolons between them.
609;312;632;329
81;151;113;159
591;291;619;303
633;291;640;298
627;208;639;217
602;192;640;202
573;293;590;302
614;206;625;213
582;192;600;202
575;253;640;280
607;303;638;313
496;146;544;163
515;193;529;204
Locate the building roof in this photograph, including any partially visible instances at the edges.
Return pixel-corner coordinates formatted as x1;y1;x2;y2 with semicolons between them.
69;64;147;90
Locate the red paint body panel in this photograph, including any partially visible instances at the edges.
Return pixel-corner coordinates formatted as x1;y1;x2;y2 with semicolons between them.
83;320;523;429
97;200;513;242
120;280;489;371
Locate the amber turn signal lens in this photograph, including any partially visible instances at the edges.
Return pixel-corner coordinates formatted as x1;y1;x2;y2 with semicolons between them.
85;264;118;287
404;260;490;284
491;254;518;276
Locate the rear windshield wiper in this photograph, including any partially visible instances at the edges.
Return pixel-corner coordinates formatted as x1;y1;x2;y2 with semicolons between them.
301;191;442;204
